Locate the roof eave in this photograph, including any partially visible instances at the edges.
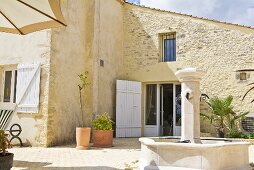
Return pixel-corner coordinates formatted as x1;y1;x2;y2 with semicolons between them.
124;1;254;31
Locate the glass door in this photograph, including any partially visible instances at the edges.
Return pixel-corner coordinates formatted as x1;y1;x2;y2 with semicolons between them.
174;84;181;136
144;83;181;137
144;84;159;136
160;84;174;136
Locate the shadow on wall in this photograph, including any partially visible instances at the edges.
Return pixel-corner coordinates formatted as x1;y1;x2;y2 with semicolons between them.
14;160;120;170
123;8;161;79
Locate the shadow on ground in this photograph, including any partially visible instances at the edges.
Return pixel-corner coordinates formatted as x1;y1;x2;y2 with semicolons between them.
13;160;121;170
52;138;141;150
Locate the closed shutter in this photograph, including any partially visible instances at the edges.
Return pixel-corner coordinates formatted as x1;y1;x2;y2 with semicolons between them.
116;80;141;137
16;63;41;113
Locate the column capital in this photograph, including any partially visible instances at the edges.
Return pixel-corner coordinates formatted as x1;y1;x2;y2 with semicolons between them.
175;68;205;82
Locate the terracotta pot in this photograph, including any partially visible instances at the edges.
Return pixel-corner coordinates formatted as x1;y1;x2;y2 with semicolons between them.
76;127;91;150
0;153;14;170
93;130;113;148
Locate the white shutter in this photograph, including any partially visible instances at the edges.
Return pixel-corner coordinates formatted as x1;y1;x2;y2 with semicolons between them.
116;80;141;137
16;63;41;113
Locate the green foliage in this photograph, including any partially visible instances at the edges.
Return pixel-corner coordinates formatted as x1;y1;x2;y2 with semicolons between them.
78;71;89;91
201;95;249;137
226;131;254;139
92;113;113;130
78;71;89;127
226;130;245;138
0;130;11;156
243;133;254;139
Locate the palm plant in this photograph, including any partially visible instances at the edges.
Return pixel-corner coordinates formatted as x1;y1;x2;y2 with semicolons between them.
201;95;248;138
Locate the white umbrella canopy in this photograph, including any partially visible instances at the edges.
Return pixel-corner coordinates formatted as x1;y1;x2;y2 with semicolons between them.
0;0;66;35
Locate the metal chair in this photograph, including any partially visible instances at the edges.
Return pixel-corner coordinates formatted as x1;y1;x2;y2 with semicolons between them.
0;102;23;146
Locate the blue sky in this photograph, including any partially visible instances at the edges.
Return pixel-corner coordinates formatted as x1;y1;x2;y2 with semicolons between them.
127;0;254;27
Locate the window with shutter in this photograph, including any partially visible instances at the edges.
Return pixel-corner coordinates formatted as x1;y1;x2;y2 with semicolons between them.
1;67;17;103
16;63;41;113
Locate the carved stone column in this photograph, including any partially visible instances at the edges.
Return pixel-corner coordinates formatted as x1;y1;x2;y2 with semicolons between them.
175;68;205;143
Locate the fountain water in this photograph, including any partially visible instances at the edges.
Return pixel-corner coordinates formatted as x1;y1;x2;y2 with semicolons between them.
139;68;250;170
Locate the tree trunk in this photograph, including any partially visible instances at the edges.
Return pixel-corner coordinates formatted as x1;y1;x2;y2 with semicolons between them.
79;89;84;127
217;129;225;138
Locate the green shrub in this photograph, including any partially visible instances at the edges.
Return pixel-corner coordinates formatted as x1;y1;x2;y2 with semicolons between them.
226;131;254;139
226;131;244;138
243;133;254;139
0;130;11;156
92;113;113;130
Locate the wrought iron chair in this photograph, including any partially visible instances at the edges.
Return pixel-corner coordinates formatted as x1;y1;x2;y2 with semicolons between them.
0;102;23;146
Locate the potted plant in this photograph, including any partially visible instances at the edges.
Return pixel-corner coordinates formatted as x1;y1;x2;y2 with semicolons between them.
76;72;91;150
92;113;114;147
0;130;13;170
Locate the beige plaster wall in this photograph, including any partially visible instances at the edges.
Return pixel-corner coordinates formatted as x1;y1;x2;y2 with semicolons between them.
0;31;51;146
96;0;124;119
129;62;179;83
47;0;97;146
47;0;124;145
123;4;254;133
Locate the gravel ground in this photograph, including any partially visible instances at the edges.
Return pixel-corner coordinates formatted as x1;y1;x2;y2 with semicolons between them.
10;138;140;170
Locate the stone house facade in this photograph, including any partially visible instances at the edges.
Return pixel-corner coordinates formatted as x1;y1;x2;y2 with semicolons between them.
0;0;253;146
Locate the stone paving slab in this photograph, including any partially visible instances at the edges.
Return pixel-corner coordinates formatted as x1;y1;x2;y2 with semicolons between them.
9;139;254;170
10;138;140;170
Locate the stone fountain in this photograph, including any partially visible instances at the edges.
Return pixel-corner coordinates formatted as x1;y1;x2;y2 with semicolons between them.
139;68;250;170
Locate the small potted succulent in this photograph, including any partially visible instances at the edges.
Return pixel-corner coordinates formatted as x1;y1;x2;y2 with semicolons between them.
0;130;13;170
92;113;114;147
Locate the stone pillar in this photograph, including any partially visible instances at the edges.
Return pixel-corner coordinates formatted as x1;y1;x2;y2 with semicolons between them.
175;68;205;143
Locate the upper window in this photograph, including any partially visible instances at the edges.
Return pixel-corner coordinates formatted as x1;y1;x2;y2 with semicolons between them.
2;69;17;103
161;33;176;62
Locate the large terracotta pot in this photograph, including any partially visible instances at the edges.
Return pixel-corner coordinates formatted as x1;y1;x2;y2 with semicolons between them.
93;130;113;147
76;127;91;150
0;153;14;170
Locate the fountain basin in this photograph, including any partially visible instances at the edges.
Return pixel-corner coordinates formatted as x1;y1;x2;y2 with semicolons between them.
139;137;251;170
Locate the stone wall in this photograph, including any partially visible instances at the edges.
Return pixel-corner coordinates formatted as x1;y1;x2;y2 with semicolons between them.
123;3;254;131
124;4;254;134
0;31;51;146
1;0;254;146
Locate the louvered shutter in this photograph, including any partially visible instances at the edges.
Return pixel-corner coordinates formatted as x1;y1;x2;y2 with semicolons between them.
16;63;41;113
116;80;142;137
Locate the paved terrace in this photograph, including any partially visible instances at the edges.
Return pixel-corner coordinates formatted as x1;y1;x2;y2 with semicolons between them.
9;138;254;170
10;138;140;170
